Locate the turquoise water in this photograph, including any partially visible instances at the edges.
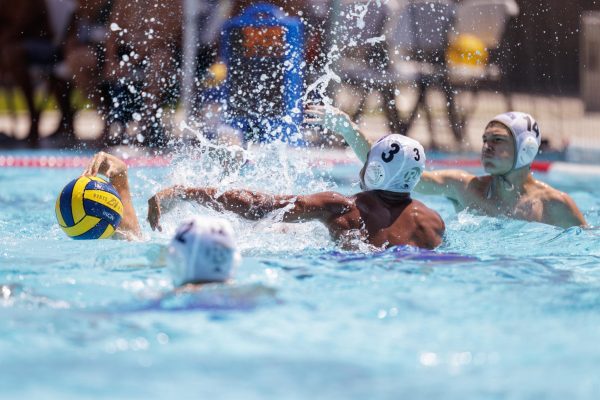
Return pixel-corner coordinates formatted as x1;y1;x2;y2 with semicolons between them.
1;149;599;399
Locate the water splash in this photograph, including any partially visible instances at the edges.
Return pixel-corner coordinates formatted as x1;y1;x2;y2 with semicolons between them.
135;123;338;251
303;0;390;105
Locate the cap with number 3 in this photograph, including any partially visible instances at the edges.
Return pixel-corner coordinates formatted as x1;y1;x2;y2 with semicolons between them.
362;134;426;193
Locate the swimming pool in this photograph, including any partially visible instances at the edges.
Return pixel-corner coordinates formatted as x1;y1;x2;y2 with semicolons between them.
1;148;599;399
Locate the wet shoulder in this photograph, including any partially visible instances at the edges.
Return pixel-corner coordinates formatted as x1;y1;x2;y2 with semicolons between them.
409;199;444;226
531;179;571;204
530;179;585;227
406;199;445;248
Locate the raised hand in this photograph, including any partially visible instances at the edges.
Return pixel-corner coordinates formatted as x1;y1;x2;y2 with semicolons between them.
82;152;141;239
304;104;357;137
83;151;128;181
304;104;371;163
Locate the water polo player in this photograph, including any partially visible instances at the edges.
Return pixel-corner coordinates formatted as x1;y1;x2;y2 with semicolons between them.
168;216;241;286
82;152;243;288
147;134;445;250
305;105;587;229
144;216;277;311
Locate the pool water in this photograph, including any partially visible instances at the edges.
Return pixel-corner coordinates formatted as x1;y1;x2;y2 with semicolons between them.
1;149;599;399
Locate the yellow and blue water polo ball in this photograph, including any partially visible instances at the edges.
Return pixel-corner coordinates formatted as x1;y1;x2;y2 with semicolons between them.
55;176;123;239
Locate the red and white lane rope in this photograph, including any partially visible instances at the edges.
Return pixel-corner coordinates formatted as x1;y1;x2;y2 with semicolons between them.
0;155;170;168
1;154;598;176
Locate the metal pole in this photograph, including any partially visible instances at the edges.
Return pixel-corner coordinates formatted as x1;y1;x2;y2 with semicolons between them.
323;0;342;62
321;0;342;100
182;0;200;122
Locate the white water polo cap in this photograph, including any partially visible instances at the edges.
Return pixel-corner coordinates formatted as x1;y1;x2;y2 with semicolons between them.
362;134;426;193
489;112;541;169
168;216;241;286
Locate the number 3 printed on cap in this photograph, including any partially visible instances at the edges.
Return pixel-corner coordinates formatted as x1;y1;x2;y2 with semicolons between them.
382;143;400;163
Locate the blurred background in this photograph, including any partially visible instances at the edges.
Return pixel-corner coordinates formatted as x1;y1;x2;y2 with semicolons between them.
0;0;599;154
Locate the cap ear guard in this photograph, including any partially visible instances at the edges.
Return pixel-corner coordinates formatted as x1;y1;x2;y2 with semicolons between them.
363;161;387;189
490;112;541;169
517;136;539;168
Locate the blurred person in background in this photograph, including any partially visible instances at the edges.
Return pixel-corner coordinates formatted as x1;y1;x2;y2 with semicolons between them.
101;0;183;147
63;0;114;144
0;0;76;147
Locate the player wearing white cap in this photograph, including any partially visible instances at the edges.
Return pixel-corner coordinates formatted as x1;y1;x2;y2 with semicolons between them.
147;134;445;250
83;153;242;287
168;216;241;285
305;105;587;229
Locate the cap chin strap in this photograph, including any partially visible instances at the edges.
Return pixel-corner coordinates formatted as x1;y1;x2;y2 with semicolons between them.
498;130;522;193
486;174;515;200
500;175;515;192
501;161;532;193
487;131;523;198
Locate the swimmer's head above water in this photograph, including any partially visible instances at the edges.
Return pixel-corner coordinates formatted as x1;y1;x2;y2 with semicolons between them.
482;112;541;176
359;134;426;193
168;216;241;286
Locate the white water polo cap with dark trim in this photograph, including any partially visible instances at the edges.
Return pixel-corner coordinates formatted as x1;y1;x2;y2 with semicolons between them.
490;112;542;169
168;216;241;286
362;134;426;193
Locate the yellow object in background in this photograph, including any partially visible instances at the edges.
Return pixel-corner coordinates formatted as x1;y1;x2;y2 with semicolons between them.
206;62;228;87
446;34;489;67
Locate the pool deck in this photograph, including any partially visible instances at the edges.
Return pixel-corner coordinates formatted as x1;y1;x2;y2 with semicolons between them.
1;90;599;155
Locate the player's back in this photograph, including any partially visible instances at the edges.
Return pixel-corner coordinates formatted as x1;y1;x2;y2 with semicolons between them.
327;191;445;250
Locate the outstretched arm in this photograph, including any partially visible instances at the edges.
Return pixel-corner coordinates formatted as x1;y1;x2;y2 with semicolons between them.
415;169;475;201
83;152;141;240
147;187;351;231
304;105;473;202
